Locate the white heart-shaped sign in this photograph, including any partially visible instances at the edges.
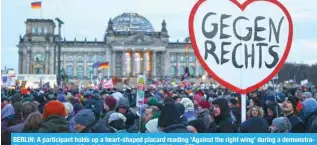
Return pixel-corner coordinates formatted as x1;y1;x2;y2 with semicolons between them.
189;0;293;94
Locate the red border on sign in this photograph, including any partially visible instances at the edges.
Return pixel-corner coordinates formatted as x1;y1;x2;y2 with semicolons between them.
189;0;293;94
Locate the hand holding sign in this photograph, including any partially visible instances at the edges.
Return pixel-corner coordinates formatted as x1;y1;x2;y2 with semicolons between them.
189;0;293;94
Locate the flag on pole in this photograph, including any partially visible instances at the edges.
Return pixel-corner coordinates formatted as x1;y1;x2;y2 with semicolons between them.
98;62;109;69
181;67;190;81
92;62;101;68
31;1;42;9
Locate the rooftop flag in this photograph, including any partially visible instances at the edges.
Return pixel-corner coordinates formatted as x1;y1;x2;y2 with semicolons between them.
31;1;42;9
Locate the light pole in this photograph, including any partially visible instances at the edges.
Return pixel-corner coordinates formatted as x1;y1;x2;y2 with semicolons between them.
55;18;64;87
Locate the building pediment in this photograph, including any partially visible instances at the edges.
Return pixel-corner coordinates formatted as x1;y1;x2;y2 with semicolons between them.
112;33;166;46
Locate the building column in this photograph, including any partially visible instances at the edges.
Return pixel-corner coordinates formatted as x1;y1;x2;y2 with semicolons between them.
45;48;49;74
164;51;170;77
143;50;148;77
18;50;23;74
151;51;156;77
26;50;31;74
50;49;54;74
84;54;87;79
195;60;199;77
73;54;77;78
176;53;180;76
122;50;126;77
131;52;135;76
111;51;116;76
103;52;107;77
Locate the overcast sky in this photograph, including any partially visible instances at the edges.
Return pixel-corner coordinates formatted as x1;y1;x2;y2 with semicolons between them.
1;0;317;71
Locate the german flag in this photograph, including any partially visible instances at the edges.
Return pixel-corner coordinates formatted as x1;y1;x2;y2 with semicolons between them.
31;1;42;9
98;62;109;69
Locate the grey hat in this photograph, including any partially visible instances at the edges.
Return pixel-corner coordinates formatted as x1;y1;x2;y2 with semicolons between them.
75;109;95;127
272;117;291;133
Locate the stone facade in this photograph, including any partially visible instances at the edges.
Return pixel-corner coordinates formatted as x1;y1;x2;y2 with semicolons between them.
17;13;206;80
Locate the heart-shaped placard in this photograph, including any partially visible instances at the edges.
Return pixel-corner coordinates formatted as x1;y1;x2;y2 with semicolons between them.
189;0;293;94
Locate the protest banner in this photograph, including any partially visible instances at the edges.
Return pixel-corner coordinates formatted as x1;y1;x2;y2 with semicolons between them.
189;0;293;121
136;75;146;107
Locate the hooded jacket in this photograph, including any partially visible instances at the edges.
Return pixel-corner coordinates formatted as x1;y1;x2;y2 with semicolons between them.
302;98;317;132
115;97;138;132
38;115;70;133
212;98;238;133
180;98;197;123
265;103;282;126
158;103;191;133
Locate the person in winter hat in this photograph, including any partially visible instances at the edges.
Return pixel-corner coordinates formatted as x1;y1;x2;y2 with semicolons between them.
270;117;291;133
301;98;317;132
281;96;305;133
180;98;197;123
108;112;127;133
38;100;69;132
74;109;96;133
212;98;238;133
187;119;206;133
240;117;269;133
147;97;158;106
115;97;138;132
103;96;117;126
158;102;190;133
8;102;38;133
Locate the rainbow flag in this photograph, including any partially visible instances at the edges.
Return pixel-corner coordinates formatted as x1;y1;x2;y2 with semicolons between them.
98;62;109;69
31;1;42;9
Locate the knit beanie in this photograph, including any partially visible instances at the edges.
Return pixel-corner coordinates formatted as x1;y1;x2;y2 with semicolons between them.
187;119;206;133
75;109;96;127
42;100;67;119
199;101;211;109
302;98;317;115
272;117;291;133
147;97;158;106
284;96;298;112
105;96;117;110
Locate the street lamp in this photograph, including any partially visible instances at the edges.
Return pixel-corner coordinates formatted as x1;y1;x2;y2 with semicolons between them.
55;18;64;87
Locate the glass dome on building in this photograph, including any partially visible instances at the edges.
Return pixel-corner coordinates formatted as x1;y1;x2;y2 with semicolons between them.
112;13;154;32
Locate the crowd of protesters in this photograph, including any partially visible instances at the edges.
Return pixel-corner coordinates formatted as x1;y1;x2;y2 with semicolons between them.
1;83;317;144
